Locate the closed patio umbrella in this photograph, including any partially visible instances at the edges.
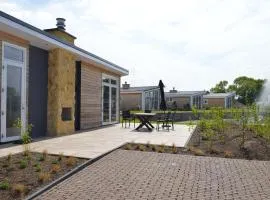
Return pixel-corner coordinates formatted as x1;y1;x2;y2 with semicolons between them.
159;80;167;111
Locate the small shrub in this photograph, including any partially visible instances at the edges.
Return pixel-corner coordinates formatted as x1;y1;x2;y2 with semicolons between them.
66;156;76;166
138;144;146;151
0;179;9;190
7;153;12;163
23;148;30;157
125;143;132;150
19;159;27;169
224;150;233;158
172;143;178;154
158;144;165;153
38;155;45;162
38;172;51;183
34;163;42;172
12;184;27;197
26;154;32;161
51;159;58;164
189;147;205;156
51;164;61;174
58;152;64;162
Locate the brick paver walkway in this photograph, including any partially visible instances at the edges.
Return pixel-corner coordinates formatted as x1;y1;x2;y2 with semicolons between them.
34;150;270;200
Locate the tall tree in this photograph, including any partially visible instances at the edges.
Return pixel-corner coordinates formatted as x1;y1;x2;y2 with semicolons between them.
228;76;265;105
210;80;228;93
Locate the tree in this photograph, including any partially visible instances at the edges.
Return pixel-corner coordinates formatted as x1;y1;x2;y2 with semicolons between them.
228;76;265;105
210;80;228;93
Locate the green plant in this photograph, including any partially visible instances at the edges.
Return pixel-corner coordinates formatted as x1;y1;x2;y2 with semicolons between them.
51;159;58;164
138;144;146;151
0;179;10;190
13;118;33;155
7;153;12;163
38;172;51;183
12;183;27;197
158;144;165;153
19;159;27;169
125;143;132;150
66;156;76;166
34;163;42;172
38;150;48;161
23;149;30;157
38;155;45;162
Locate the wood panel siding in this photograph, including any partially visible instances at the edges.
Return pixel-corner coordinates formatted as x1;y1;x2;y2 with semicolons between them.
171;97;190;109
204;98;225;108
80;62;120;129
80;63;102;129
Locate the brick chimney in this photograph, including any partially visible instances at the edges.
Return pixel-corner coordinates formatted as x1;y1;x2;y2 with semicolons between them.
44;18;76;44
122;81;130;89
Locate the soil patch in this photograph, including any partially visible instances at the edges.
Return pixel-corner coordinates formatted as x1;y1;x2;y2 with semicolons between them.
121;124;270;161
0;152;88;200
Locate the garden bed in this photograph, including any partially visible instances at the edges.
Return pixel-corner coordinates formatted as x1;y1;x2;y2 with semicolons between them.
0;151;88;200
121;123;270;161
188;123;270;160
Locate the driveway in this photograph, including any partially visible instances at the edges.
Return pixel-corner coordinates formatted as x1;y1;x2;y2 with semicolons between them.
34;150;270;200
0;124;193;158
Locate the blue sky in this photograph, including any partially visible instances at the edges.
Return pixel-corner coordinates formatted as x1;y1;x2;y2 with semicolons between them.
2;0;270;91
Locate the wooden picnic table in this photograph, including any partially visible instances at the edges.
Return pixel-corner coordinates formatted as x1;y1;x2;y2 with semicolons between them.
133;113;156;131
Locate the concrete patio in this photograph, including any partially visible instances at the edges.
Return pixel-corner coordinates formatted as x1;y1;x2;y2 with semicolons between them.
0;124;194;159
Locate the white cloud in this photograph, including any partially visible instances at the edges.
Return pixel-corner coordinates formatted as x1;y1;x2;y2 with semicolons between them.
1;0;270;90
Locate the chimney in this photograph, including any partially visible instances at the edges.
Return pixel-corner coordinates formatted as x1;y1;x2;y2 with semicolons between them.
56;18;66;30
169;87;177;93
44;18;77;44
122;81;130;89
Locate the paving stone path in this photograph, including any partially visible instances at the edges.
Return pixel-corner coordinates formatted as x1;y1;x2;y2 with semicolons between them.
34;150;270;200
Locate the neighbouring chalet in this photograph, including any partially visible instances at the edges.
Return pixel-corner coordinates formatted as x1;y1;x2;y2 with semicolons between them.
120;82;160;111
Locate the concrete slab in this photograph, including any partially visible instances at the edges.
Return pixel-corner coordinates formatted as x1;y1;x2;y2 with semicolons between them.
0;124;194;159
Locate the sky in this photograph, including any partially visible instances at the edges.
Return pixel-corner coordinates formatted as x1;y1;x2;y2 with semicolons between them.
1;0;270;91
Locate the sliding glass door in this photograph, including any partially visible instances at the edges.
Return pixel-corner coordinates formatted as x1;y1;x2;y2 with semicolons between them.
102;75;119;125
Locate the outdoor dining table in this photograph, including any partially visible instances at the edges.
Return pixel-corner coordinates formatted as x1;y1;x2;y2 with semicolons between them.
133;113;156;131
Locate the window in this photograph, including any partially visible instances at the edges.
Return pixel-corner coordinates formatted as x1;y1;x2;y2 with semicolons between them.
4;45;24;62
204;99;208;104
102;74;119;124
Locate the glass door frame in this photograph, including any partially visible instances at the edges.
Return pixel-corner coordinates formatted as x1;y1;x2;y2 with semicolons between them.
1;41;26;142
102;74;119;125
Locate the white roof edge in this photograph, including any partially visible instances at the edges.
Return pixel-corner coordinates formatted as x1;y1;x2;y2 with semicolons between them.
0;15;129;76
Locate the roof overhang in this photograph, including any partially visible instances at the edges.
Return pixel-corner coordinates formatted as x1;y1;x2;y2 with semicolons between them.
0;11;129;76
